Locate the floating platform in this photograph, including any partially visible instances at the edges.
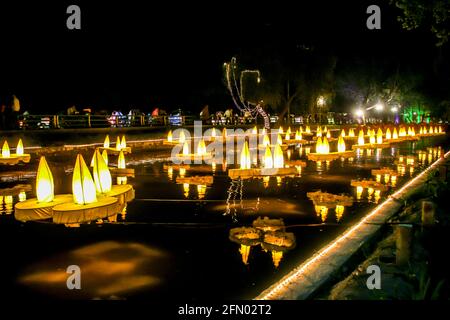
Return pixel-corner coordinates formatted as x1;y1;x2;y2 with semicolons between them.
99;147;132;154
350;179;389;191
176;175;213;186
172;153;213;163
52;196;119;225
352;142;390;150
14;194;73;222
0;184;32;196
306;190;353;207
0;154;31;165
228;167;298;180
307;150;355;162
371;168;398;176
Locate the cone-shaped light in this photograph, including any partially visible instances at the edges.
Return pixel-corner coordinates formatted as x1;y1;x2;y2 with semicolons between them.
120;136;126;149
2;141;10;158
93;149;112;194
240;141;251;169
116;136;121;151
16;139;24;156
36;156;54;203
386;128;392;140
358;130;365;145
338;135;346;153
104;135;110;148
264;145;273;168
102;149;108;166
72;154;97;205
273;144;284;168
377;128;383;144
118;150;126;169
167;130;173;143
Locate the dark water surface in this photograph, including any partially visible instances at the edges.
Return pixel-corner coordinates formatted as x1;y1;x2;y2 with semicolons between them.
0;135;448;300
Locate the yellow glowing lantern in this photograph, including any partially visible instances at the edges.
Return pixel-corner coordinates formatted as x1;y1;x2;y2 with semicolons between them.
287;127;292;135
117;176;127;185
262;134;270;147
338;136;345;152
252;126;257;135
101;149;108;166
16;139;24;156
295;130;302;141
376;128;383;144
115;136;121;151
335;205;344;222
341;129;346;137
240;244;251;265
273;144;284;168
316;127;322;137
326;131;331;139
322;136;330;154
384;174;390;184
72;154;97;205
211;128;217;138
376;174;381;183
240;141;251;169
316;137;323;154
120;136;126;149
118;150;126;169
285;132;290;141
264;145;273;168
419;127;423;135
197;139;206;155
167;130;173;143
306;126;311;134
179;167;186;178
179;130;186;143
439;126;443;133
393;128;398;139
374;190;381;203
276;134;283;145
104;135;110;148
278;126;284;134
347;128;354;137
399;127;406;137
369;131;376;144
2;141;10;158
36;156;54;203
92;149;112;194
358;130;365;145
386;128;391;140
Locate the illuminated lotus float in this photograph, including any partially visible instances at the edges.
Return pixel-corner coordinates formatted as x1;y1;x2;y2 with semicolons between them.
341;128;357;140
99;135;131;154
229;217;296;267
352;128;390;150
258;132;289;151
307;135;354;162
108;150;135;177
52;152;134;226
173;138;213;163
15;152;134;225
418;125;445;137
0;139;31;165
306;190;353;222
228;141;297;179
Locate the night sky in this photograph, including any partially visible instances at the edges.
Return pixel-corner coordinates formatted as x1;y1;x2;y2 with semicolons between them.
0;0;447;114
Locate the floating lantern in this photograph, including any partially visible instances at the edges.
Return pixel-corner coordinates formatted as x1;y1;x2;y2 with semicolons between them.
273;144;284;169
348;128;355;137
393;128;398;139
316;127;322;137
240;141;251;169
322;136;330;154
439;126;443;133
369;131;376;144
386;128;392;140
376;174;381;183
358;130;365;145
72;154;97;205
323;126;328;133
182;141;189;156
264;146;274;169
167;130;173;143
252;126;257;135
326;131;331;139
36;156;54;203
197;139;207;156
2;141;10;158
276;134;283;145
92;149;112;194
356;186;363;200
295;130;302;141
19;191;27;202
419;127;423;135
391;175;397;187
341;129;346;137
120;136;126;149
305;126;311;134
118;150;126;169
377;128;383;144
399;127;406;137
278;126;284;134
16;139;24;156
337;136;346;153
316;137;323;154
211;128;217;139
285;132;290;141
104;135;110;148
102;150;108;166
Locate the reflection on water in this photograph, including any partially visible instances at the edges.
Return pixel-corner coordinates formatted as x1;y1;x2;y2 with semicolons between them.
19;241;168;299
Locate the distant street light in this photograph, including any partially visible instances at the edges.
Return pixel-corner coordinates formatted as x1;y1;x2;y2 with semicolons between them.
355;109;364;117
374;103;384;111
391;107;398;113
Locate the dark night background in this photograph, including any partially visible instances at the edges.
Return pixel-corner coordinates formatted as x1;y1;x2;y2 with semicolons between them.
0;0;448;115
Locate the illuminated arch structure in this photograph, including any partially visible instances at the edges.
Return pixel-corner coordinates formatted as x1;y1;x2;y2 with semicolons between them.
224;57;270;129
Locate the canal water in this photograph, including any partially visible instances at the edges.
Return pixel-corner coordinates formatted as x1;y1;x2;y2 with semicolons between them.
0;135;448;300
